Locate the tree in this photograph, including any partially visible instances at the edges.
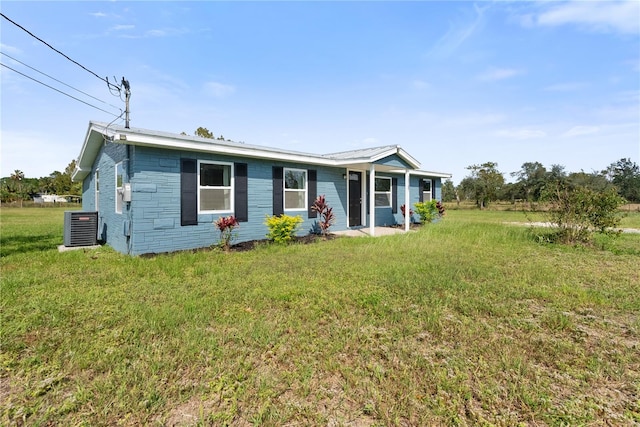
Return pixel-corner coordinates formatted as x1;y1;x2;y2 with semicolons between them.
567;171;613;193
441;179;456;203
9;170;28;207
511;161;547;204
195;127;214;139
604;158;640;202
546;164;567;184
541;181;625;244
462;162;504;208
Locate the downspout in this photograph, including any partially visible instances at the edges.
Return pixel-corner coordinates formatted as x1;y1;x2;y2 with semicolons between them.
369;163;375;236
405;170;410;232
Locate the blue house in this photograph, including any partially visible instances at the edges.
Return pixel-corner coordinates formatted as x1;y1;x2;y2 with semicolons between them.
72;121;451;255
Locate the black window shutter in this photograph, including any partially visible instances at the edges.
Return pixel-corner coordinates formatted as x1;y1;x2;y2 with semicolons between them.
181;158;198;226
234;163;248;222
418;179;424;203
308;169;317;218
392;177;398;214
273;166;284;216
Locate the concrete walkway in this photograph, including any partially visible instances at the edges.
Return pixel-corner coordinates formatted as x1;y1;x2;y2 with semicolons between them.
332;226;413;237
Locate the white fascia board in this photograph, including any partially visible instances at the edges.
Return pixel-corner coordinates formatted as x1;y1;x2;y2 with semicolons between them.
368;146;421;170
410;169;453;178
72;123;114;182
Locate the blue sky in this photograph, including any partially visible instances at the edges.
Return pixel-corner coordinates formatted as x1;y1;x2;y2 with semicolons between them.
1;1;638;184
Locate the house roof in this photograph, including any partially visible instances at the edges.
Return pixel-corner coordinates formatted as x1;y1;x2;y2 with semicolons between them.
73;121;452;181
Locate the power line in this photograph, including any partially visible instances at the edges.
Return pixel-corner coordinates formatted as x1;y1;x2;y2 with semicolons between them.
1;51;122;111
0;12;121;92
1;62;122;118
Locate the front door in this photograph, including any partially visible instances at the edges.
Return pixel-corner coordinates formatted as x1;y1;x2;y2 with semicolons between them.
348;171;362;227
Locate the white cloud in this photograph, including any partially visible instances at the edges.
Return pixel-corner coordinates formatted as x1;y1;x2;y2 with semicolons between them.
204;81;235;98
89;12;107;18
428;3;491;59
442;113;506;127
412;79;430;90
534;0;640;34
146;29;166;37
562;125;600;137
0;43;21;55
111;24;135;31
477;67;523;81
495;128;546;139
362;137;379;145
544;82;589;92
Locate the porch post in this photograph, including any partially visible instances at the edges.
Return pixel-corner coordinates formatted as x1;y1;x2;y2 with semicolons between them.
369;163;375;236
405;170;411;232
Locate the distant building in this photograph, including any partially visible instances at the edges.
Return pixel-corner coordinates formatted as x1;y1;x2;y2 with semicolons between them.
33;194;68;203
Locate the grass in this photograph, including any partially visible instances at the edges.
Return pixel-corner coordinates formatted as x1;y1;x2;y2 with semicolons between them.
1;207;639;426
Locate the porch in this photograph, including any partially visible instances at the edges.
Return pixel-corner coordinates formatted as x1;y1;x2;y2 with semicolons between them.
332;226;414;238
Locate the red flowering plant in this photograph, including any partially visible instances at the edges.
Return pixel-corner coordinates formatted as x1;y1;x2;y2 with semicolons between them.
311;195;335;237
401;204;414;224
214;215;239;251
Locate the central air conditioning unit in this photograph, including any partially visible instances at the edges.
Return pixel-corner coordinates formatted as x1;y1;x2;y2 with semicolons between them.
64;211;98;247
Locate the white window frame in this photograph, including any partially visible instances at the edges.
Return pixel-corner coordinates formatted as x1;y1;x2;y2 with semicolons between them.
374;176;392;208
283;167;307;211
115;162;124;214
95;169;100;211
423;179;432;202
198;160;234;214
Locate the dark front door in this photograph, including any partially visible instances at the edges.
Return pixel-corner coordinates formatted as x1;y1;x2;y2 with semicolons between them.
348;171;362;227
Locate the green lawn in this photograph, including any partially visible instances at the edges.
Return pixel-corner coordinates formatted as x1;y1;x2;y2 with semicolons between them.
1;207;639;426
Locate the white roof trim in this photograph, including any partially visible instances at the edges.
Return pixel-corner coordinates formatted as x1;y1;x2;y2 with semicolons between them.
73;121;449;181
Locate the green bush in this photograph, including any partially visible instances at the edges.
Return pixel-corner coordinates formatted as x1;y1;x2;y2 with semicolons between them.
264;214;304;244
414;200;445;223
541;182;626;244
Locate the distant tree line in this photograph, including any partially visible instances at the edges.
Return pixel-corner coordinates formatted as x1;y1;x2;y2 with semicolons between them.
1;160;81;205
4;154;638;209
441;158;640;207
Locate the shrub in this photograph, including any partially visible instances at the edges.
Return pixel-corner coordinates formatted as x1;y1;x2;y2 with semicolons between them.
265;214;303;244
541;182;626;244
214;215;239;251
400;204;414;223
311;195;335;236
413;200;445;223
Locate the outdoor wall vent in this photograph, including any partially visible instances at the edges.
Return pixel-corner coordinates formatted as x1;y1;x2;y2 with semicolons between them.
64;211;98;247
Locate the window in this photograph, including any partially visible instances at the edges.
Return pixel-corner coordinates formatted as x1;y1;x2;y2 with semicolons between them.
284;168;307;210
95;169;100;211
115;162;124;214
374;177;392;207
199;161;233;213
422;179;432;202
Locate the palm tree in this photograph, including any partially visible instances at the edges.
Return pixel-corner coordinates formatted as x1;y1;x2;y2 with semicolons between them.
10;170;25;207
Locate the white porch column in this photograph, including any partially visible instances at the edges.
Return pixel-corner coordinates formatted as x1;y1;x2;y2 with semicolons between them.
405;170;411;232
369;163;375;236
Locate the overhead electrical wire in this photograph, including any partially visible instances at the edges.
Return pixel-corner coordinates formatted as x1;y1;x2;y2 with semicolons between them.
0;12;121;92
1;51;122;111
1;62;122;118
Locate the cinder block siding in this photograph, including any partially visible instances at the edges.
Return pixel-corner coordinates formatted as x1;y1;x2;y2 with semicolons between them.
126;147;349;255
81;141;130;253
84;143;444;255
